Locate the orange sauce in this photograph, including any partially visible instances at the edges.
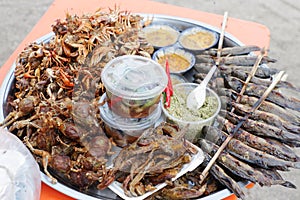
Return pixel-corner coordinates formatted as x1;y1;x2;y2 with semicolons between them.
157;53;190;72
180;31;215;50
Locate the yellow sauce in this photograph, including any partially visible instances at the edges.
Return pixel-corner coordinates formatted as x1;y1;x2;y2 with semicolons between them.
157;53;190;72
180;31;215;50
144;28;178;47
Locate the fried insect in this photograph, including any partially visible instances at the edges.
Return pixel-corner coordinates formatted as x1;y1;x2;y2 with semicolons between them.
0;7;154;192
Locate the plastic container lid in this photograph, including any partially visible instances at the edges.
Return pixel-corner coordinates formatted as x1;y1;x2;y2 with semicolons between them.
99;93;162;136
101;55;168;100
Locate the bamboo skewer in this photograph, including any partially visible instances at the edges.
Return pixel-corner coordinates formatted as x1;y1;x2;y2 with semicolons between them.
230;48;265;113
216;11;228;66
199;68;285;183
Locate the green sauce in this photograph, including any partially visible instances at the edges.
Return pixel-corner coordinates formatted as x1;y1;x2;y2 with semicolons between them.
167;89;218;122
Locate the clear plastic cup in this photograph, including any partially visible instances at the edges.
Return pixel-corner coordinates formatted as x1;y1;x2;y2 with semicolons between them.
99;93;162;147
161;83;221;142
0;128;41;200
101;55;168;118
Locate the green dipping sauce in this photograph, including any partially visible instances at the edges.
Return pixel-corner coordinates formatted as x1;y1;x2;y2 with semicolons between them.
167;89;218;122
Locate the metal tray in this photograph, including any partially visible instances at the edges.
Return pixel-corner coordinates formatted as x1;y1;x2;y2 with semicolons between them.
0;14;247;200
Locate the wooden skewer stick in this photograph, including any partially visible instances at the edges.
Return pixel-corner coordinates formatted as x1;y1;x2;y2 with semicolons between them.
230;48;265;113
216;11;228;66
199;70;286;184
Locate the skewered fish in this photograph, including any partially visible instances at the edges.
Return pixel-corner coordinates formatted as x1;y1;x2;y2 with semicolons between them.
196;54;276;66
209;157;246;199
219;89;300;126
231;70;300;92
222;110;300;146
194;63;278;79
226;138;300;170
198;139;296;188
203;124;300;162
230;101;300;134
201;45;261;57
225;76;300;111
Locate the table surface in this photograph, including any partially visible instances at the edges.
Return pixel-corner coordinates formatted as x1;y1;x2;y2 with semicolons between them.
0;0;268;199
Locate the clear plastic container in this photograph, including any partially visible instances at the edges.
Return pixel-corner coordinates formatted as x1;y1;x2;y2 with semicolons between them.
161;83;221;142
99;93;162;147
101;55;168;118
0;128;41;200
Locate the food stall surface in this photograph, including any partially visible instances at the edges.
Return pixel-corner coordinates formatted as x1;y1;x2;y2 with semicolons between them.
0;0;299;199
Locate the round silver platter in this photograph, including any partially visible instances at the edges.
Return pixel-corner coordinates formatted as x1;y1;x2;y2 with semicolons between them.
0;14;247;200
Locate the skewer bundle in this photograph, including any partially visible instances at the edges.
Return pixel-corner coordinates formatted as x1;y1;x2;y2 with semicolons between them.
178;45;300;199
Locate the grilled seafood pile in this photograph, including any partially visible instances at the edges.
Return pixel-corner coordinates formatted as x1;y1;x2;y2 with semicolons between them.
1;5;300;199
0;7;154;190
112;123;198;197
155;45;300;199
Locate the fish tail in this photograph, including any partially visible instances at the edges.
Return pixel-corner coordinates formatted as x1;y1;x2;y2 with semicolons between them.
281;181;297;189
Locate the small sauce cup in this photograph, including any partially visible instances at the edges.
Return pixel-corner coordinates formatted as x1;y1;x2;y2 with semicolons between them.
178;27;219;53
161;83;221;142
142;24;180;49
152;46;196;74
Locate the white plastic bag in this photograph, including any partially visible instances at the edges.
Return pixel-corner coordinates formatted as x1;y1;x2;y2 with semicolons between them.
0;127;41;200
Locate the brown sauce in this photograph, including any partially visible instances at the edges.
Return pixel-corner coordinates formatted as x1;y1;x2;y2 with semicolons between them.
157;53;191;72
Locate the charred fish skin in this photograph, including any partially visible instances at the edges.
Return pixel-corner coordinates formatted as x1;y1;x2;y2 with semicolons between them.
225;76;300;112
196;54;276;66
232;93;300;126
231;101;300;134
216;116;300;162
223;110;300;145
226;138;300;171
230;70;300;93
200;126;300;170
198;139;277;186
256;168;297;189
200;45;261;57
210;160;246;199
194;63;278;79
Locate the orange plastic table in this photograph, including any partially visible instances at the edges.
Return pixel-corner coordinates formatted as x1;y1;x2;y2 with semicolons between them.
0;0;267;199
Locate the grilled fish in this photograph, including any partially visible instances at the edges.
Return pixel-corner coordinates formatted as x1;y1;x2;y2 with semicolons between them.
198;139;297;187
210;159;246;199
194;63;278;79
201;45;261;57
231;101;300;134
225;76;300;111
203;123;300;162
223;111;300;146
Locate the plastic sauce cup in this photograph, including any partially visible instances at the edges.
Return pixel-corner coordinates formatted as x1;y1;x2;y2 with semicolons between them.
161;83;221;142
99;93;162;147
101;55;168;118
